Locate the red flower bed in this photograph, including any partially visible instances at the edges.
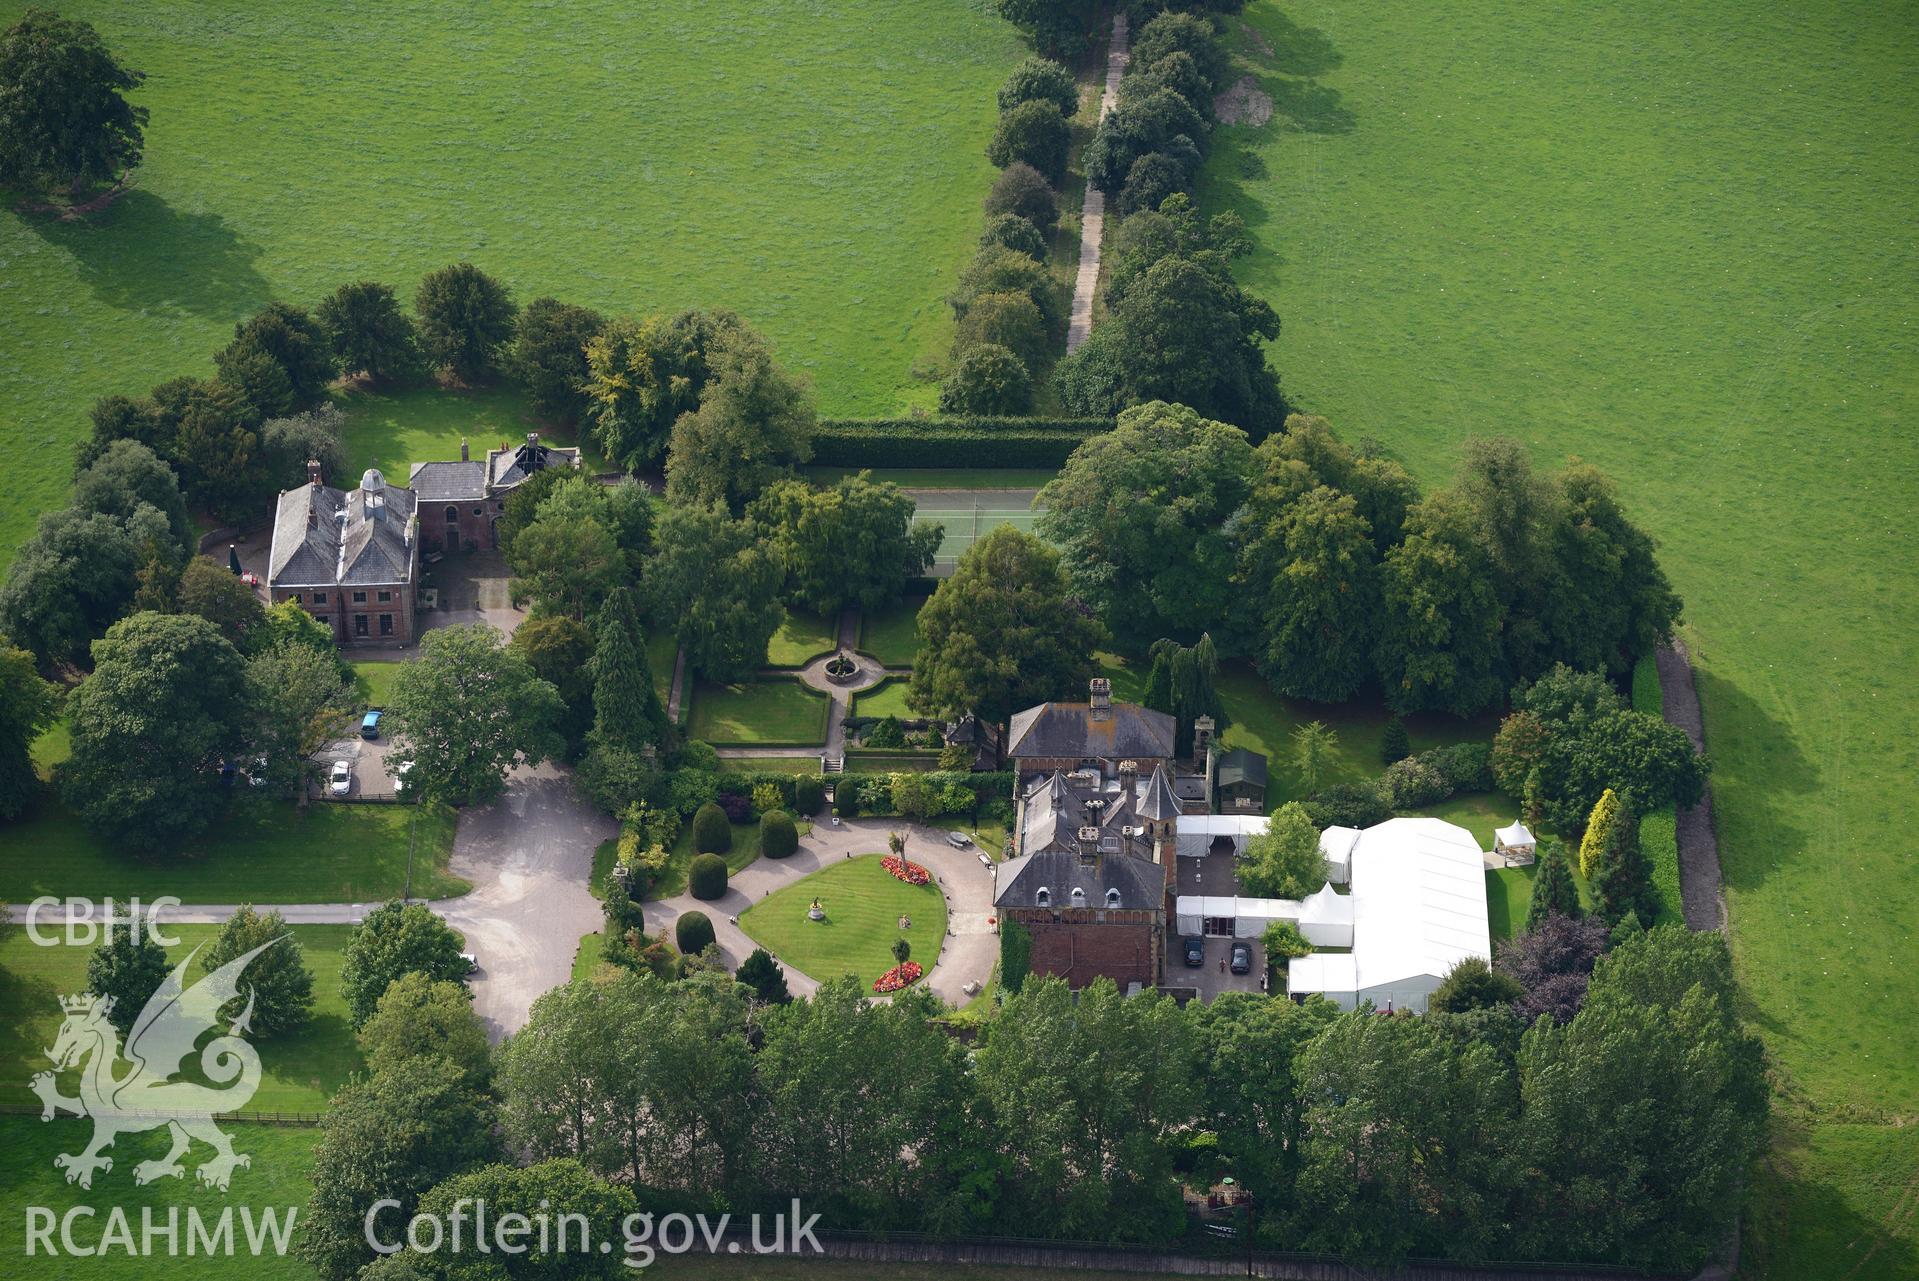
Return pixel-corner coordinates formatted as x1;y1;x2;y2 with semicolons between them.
881;855;930;885
873;961;924;993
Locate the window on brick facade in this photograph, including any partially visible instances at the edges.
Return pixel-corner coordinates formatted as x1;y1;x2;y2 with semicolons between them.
287;593;301;604
379;614;393;636
445;505;459;523
354;615;368;636
472;506;483;516
377;591;390;603
352;591;366;604
312;591;327;604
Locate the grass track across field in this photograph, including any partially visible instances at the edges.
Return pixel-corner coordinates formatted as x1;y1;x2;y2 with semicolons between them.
1208;3;1919;1271
0;0;1028;567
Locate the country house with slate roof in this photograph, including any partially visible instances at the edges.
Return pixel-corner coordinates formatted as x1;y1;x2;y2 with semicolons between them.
995;682;1196;991
267;461;419;644
407;432;581;553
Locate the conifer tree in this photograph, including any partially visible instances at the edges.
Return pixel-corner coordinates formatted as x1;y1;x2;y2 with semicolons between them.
1578;787;1619;879
1380;717;1411;765
1592;792;1652;925
589;587;667;755
1526;838;1583;930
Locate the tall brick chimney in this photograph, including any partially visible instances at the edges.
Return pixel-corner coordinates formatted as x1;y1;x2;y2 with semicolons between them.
460;437;469;462
306;458;322;486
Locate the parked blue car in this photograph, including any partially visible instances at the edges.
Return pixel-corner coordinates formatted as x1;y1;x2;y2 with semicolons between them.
360;709;383;739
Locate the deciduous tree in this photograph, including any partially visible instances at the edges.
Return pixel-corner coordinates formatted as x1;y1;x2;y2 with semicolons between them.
0;637;58;820
908;525;1104;725
748;474;941;617
338;900;472;1029
511;296;605;422
198;906;313;1037
316;281;418;383
57;612;249;846
0;9;147;196
387;623;565;806
1236;802;1323;899
414;262;517;382
85;921;169;1036
584;309;742;472
356;970;489;1086
641;503;783;682
988;99;1071;182
214;302;336;409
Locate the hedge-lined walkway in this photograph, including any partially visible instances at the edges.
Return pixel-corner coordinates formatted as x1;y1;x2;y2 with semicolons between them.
1066;11;1131;353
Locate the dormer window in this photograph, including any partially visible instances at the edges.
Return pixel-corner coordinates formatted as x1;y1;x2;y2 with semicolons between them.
1070;887;1087;908
1035;887;1050;908
1105;888;1122;909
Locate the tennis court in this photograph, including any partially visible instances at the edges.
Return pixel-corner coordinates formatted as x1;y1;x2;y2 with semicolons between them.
903;488;1048;573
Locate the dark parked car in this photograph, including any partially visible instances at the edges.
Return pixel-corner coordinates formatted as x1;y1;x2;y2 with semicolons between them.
1229;941;1254;975
1182;936;1205;968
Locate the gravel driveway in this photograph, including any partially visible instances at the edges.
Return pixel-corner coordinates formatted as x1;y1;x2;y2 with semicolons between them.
430;761;615;1040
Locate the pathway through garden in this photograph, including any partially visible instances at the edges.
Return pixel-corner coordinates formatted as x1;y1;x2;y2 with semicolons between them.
1655;641;1728;933
638;818;998;1006
1065;12;1131;353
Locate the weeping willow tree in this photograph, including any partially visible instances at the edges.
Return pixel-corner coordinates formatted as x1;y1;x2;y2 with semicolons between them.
1142;632;1230;759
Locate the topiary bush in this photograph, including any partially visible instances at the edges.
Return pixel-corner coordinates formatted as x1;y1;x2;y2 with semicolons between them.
691;802;731;853
834;784;861;818
688;853;728;901
717;791;752;824
675;910;715;953
792;776;824;815
760;809;798;859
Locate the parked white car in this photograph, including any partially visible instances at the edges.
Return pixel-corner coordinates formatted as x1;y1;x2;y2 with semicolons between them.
328;760;352;797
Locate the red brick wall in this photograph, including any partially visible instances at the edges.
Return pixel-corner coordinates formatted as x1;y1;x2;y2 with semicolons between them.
273;584;414;646
1016;916;1159;990
419;497;502;553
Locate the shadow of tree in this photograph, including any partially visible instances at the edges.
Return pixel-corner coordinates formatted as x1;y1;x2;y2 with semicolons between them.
1262;10;1344;78
1269;75;1356;136
0;963;60;1102
19;188;271;320
1691;664;1817;905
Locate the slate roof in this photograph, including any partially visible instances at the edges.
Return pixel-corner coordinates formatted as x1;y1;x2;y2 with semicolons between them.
486;438;579;491
1216;748;1268;790
1139;763;1182;820
268;474;416;589
408;460;487;503
994;847;1166;913
1005;700;1176;763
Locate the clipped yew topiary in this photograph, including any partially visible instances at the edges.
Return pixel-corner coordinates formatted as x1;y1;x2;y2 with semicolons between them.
691;802;732;854
761;809;798;859
793;776;824;815
688;853;728;900
675;910;715;953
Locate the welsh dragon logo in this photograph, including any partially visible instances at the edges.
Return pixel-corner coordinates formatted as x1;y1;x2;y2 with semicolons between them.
31;938;281;1191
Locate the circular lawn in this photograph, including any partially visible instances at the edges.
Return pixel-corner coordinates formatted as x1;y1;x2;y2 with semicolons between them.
738;854;945;990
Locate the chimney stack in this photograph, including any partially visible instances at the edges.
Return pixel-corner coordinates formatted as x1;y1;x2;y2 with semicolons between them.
307;458;322;486
460;437;469;462
526;431;540;450
1193;714;1216;763
1077;825;1100;862
1088;677;1112;722
1118;758;1139;793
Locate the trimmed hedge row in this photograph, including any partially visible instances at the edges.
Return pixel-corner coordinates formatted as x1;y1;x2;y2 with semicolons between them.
811;417;1112;469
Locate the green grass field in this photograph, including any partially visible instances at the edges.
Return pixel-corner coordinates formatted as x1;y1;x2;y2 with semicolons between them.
858;597;924;667
1207;2;1919;1273
686;679;830;747
739;855;944;989
648;820;767;902
0;0;1027;566
0;923;361;1112
766;610;838;669
0;1117;320;1278
0;794;463;905
802;467;1061;490
349;658;404;709
647;628;679;710
852;677;915;721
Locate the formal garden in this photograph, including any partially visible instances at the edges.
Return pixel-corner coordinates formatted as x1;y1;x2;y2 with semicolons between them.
738;855;946;992
0;0;1887;1272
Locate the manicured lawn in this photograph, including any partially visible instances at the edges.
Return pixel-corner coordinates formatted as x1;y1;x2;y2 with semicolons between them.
0;0;1027;567
1210;3;1919;1265
1416;791;1520;851
686;679;830;747
0;923;362;1112
717;758;822;776
351;658;405;708
572;931;606;981
852;677;915;720
333;381;602;487
766;610;838;669
858;597;925;667
739;855;945;989
0;796;464;904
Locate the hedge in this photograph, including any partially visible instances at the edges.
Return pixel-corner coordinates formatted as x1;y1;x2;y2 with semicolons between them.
811;416;1112;469
676;910;716;953
691;803;731;854
688;853;728;901
1631;656;1682;925
761;810;798;858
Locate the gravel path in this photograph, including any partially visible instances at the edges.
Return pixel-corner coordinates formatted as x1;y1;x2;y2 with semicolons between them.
1065;12;1131;354
639;818;998;1006
1655;641;1728;933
